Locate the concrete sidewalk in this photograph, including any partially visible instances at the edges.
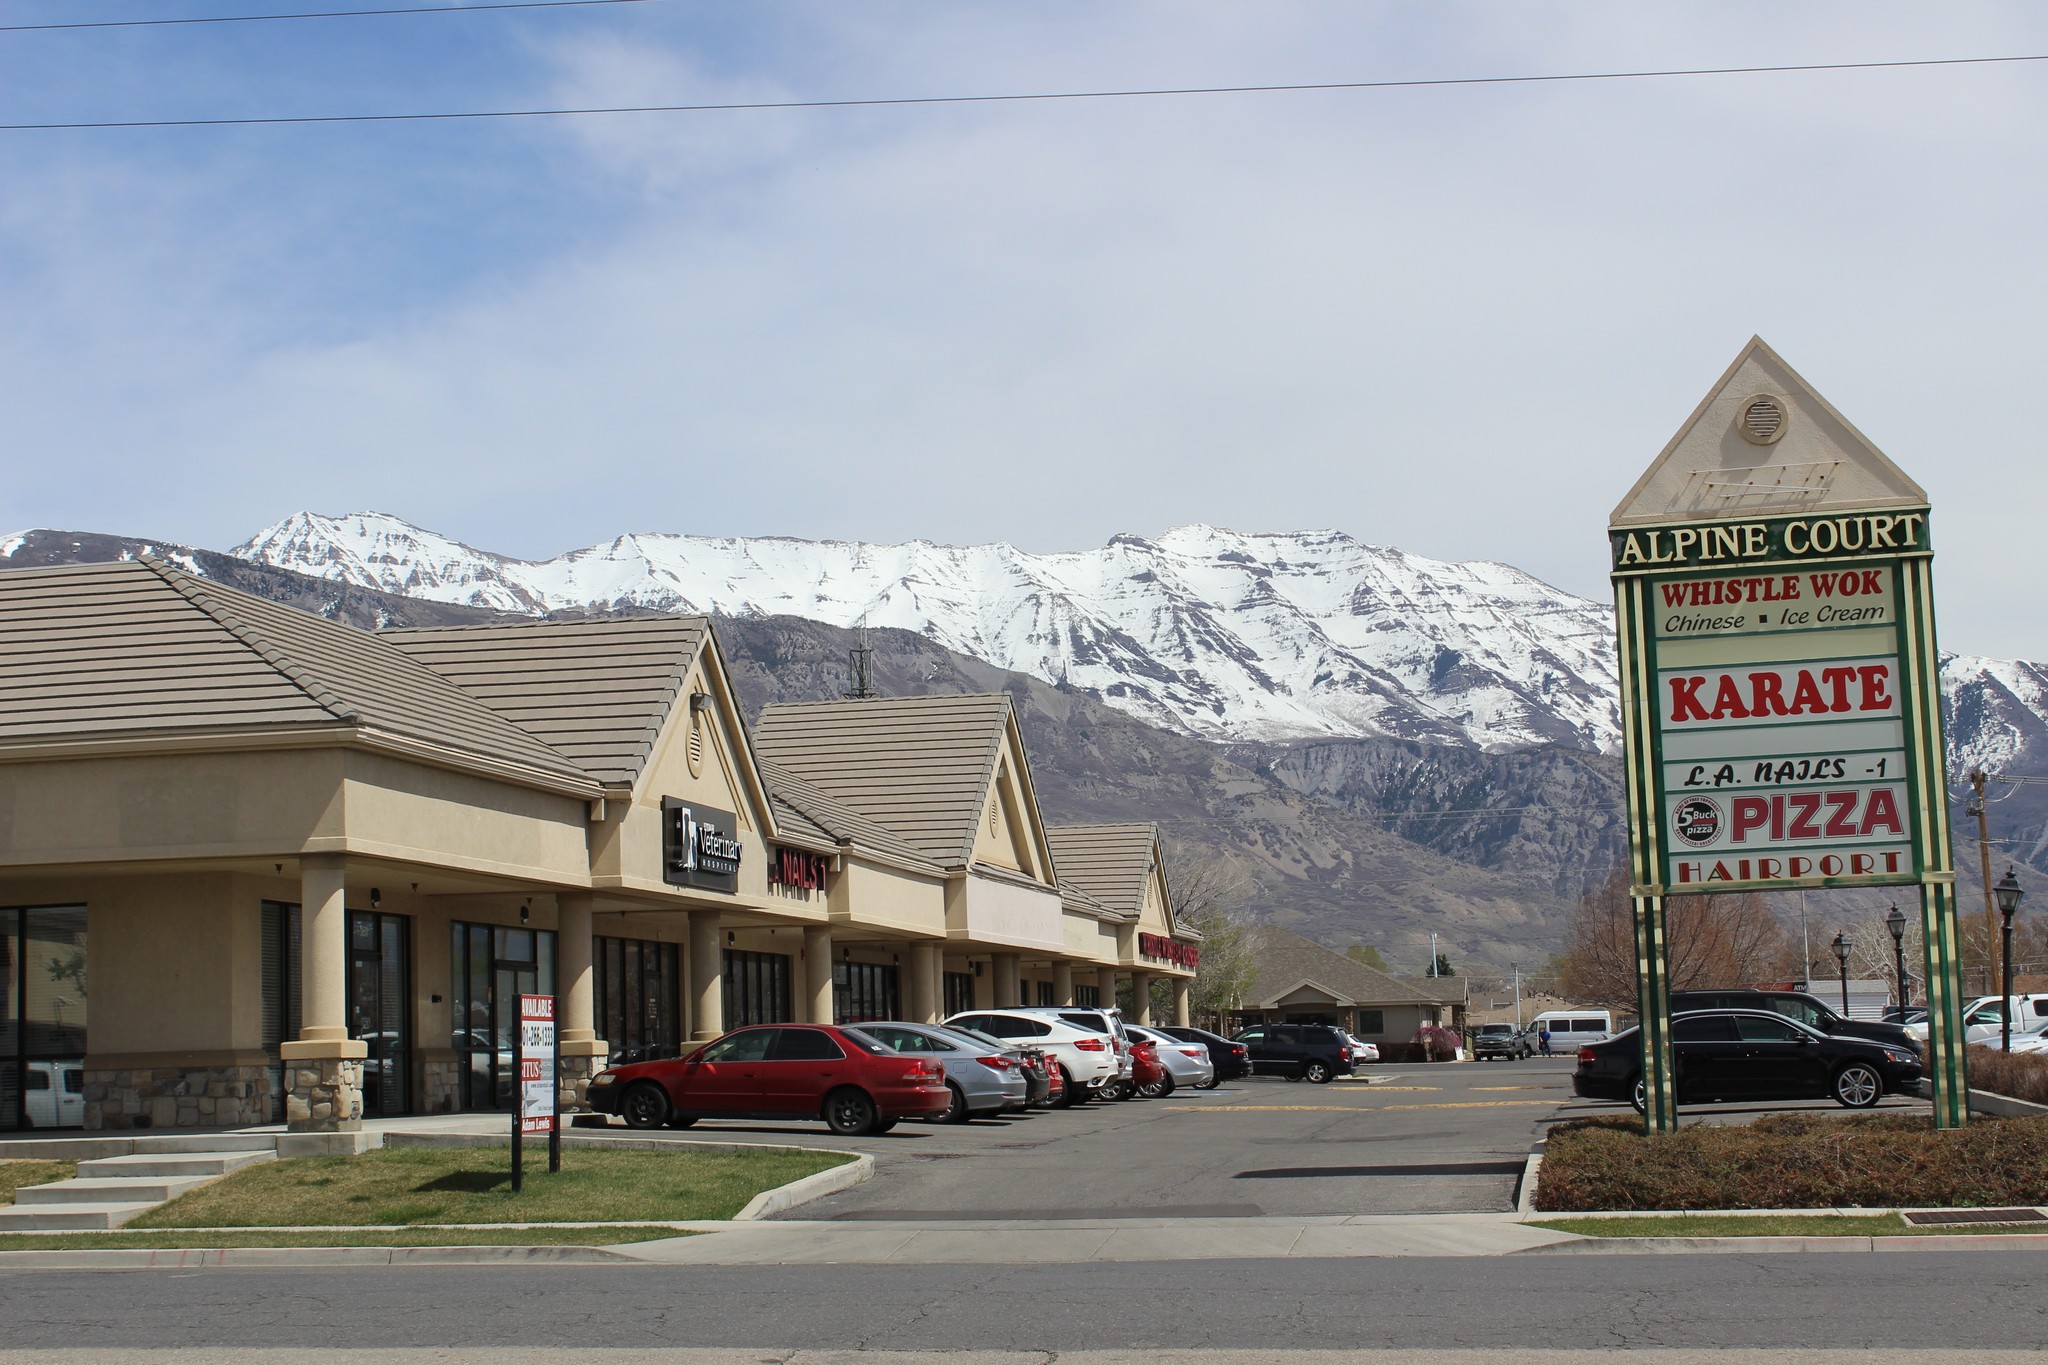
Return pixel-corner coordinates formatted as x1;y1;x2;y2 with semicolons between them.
613;1212;1579;1263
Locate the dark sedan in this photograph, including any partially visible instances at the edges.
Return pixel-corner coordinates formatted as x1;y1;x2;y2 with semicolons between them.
1156;1025;1250;1084
1573;1009;1923;1112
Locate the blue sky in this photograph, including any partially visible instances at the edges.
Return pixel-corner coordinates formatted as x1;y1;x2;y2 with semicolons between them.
4;3;2048;659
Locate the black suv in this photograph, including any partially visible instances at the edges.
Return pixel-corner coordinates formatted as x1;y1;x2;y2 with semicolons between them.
1232;1023;1355;1083
1669;989;1916;1050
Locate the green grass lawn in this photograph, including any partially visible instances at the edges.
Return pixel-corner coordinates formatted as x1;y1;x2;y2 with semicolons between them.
124;1144;849;1229
1533;1212;2048;1238
0;1160;76;1206
0;1225;682;1251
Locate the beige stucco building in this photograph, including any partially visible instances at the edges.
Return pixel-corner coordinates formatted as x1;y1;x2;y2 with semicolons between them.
0;558;1200;1134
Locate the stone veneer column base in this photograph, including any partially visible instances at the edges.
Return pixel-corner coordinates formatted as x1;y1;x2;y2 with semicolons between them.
558;1042;610;1113
83;1065;271;1131
280;1040;368;1133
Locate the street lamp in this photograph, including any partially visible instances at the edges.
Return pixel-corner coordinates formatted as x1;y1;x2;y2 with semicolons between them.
1885;904;1909;1011
1995;867;2026;1053
1831;932;1851;1015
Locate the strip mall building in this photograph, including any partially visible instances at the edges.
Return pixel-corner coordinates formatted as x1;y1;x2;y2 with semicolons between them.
0;559;1200;1134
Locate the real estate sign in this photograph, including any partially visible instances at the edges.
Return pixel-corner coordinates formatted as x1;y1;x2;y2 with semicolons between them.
518;993;556;1136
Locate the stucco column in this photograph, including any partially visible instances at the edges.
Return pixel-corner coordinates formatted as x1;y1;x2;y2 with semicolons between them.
279;854;366;1135
992;952;1021;1009
1131;971;1154;1025
688;912;724;1041
1173;977;1192;1027
555;893;606;1113
1053;961;1075;1007
805;926;835;1025
908;942;940;1023
1096;967;1119;1010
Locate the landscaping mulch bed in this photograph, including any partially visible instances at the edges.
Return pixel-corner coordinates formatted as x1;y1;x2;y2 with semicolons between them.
1534;1112;2048;1211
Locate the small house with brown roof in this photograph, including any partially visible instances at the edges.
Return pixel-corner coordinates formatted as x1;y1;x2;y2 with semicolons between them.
1235;925;1455;1051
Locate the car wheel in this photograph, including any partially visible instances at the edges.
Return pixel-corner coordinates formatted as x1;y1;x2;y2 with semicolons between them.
1833;1062;1883;1109
940;1082;971;1124
1053;1067;1085;1108
824;1086;880;1135
665;1115;697;1130
620;1082;670;1130
1304;1060;1333;1084
1099;1079;1130;1102
1195;1073;1221;1090
871;1119;898;1135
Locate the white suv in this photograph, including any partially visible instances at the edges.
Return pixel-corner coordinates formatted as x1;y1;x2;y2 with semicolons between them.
945;1007;1130;1107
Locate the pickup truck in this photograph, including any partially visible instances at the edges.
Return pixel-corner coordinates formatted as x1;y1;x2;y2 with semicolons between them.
1473;1023;1527;1061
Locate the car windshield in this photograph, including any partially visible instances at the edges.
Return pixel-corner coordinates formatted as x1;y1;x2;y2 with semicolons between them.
1480;1025;1513;1035
945;1026;1012;1050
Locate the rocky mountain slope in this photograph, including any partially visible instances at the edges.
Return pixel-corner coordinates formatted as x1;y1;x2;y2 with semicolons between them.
230;511;1623;752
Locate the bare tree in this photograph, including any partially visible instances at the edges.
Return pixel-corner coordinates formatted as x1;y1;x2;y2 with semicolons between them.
1162;834;1259;1026
1560;866;1795;1008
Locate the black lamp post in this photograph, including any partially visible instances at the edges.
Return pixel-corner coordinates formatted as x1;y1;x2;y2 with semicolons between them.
1885;904;1909;1011
1831;932;1851;1015
1995;867;2025;1053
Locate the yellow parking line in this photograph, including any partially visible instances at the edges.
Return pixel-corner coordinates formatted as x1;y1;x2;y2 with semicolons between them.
1378;1100;1562;1111
1161;1105;1365;1112
1471;1085;1563;1091
1356;1085;1440;1092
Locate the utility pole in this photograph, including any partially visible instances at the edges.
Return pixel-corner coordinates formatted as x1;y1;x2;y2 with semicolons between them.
1970;770;1998;996
1429;932;1438;978
1513;962;1522;1029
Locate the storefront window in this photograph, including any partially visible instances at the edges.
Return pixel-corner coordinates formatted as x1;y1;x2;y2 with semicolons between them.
1075;984;1100;1008
722;949;791;1029
1355;1009;1386;1036
1;906;88;1131
595;935;680;1064
451;922;556;1111
1036;981;1055;1006
261;903;302;1123
942;971;975;1018
833;962;900;1024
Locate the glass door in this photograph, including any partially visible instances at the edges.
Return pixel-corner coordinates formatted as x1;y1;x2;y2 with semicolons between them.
450;922;555;1111
346;911;411;1117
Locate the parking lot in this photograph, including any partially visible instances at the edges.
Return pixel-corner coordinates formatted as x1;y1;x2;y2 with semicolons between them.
574;1052;1935;1220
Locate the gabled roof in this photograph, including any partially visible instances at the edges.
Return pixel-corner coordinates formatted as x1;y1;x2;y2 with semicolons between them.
1057;878;1119;921
751;694;1039;870
0;558;595;790
757;759;943;873
1044;822;1159;924
1244;925;1452;1008
382;616;708;788
1611;336;1929;528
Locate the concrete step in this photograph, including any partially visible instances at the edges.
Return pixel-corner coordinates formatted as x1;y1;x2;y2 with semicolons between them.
14;1176;217;1206
77;1150;275;1180
0;1202;159;1231
0;1132;277;1162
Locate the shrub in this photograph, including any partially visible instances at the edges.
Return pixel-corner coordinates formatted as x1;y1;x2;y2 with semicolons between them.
1411;1024;1463;1062
1534;1111;2048;1211
1967;1046;2048;1106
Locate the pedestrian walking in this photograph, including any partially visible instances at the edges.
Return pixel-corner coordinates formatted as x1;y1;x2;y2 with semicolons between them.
1538;1026;1552;1056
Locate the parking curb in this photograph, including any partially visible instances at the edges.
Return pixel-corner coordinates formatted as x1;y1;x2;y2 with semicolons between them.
734;1151;875;1221
0;1244;639;1269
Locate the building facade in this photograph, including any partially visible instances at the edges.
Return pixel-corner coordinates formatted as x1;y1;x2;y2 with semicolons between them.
0;559;1202;1133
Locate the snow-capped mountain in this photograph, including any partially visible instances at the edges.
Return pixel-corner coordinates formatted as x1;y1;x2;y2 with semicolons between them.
233;511;1623;751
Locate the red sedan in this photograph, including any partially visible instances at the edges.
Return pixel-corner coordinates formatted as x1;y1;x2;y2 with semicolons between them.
1129;1037;1170;1098
585;1023;951;1136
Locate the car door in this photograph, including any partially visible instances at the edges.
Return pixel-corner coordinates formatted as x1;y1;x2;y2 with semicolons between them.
760;1026;849;1115
674;1027;775;1114
1264;1025;1305;1075
1671;1013;1740;1099
1732;1014;1826;1097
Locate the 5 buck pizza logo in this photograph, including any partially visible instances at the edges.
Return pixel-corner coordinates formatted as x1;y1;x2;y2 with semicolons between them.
1673;797;1722;847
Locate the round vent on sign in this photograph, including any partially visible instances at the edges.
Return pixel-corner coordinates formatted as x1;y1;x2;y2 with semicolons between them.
1739;394;1788;445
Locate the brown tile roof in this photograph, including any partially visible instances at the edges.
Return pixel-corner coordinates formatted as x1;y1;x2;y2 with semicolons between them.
1243;925;1451;1008
1044;823;1158;923
0;558;594;789
382;615;707;788
1056;878;1119;921
757;759;942;872
750;694;1016;868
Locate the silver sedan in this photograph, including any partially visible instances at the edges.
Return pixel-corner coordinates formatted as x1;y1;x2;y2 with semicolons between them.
849;1022;1029;1122
1129;1024;1216;1094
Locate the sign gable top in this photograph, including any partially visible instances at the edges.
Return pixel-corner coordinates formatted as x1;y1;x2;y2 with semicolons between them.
1610;337;1927;530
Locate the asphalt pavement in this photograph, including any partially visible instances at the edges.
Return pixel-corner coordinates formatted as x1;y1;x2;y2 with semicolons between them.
3;1252;2043;1353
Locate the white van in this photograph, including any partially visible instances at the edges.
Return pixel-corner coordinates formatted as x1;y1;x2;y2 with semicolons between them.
1526;1010;1613;1056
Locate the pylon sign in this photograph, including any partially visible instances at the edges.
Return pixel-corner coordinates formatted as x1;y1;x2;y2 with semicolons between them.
1610;338;1966;1132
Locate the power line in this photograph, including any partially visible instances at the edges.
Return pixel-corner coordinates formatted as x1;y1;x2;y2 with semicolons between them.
3;51;2045;132
0;0;662;33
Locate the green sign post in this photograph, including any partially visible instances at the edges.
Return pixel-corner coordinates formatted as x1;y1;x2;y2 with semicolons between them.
1610;338;1966;1133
